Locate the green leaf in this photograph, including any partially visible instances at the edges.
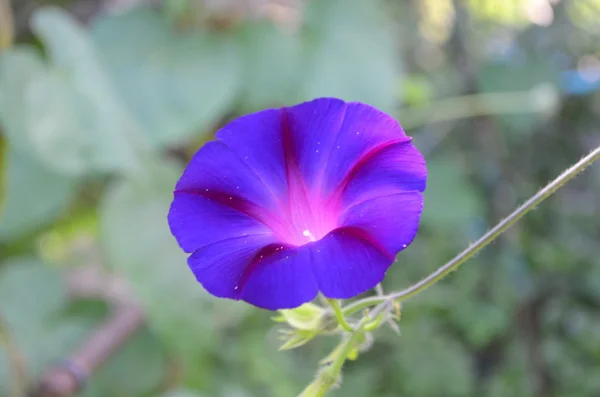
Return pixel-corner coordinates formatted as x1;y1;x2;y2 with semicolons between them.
91;7;240;146
421;156;483;229
235;21;303;111
300;0;401;111
0;144;77;242
0;258;100;393
32;7;145;174
84;328;167;397
392;319;473;396
450;300;509;347
99;157;250;376
0;7;145;176
0;47;45;154
484;341;533;397
0;258;66;336
0;136;5;211
162;389;206;397
276;303;324;330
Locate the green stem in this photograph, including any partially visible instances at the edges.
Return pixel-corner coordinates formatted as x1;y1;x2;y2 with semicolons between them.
363;312;385;332
299;304;391;397
343;296;385;317
345;145;600;312
326;299;354;332
298;334;357;397
0;313;26;397
0;0;13;51
399;88;555;129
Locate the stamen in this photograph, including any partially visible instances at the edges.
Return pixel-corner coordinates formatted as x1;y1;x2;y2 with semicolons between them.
302;229;317;242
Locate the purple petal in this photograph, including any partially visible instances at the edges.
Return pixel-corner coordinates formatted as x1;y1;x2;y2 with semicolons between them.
168;193;273;253
282;98;347;190
321;102;412;196
308;228;394;299
338;140;427;207
215;109;288;202
339;191;423;254
188;234;278;299
175;141;279;211
240;246;318;310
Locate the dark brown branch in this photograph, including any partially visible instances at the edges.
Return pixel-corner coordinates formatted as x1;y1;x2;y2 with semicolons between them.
30;304;144;397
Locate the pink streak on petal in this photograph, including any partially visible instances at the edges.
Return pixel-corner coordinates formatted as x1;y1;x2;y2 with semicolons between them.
280;109;340;244
174;188;296;244
236;242;293;298
334;226;395;262
325;137;412;209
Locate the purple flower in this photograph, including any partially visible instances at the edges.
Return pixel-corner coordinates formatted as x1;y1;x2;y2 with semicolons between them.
168;98;427;310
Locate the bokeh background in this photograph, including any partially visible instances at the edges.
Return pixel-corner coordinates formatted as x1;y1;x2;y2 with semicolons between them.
1;0;600;396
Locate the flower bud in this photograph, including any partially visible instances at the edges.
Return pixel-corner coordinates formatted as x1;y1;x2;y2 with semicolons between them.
274;303;326;350
278;328;320;350
273;303;324;330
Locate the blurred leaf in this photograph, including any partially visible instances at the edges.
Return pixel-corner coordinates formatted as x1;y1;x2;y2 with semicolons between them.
402;75;434;107
329;364;379;397
163;0;193;22
0;144;77;242
85;328;167;397
0;136;5;211
300;0;401;111
450;300;509;347
100;157;249;382
32;7;145;174
422;156;483;229
0;258;100;393
485;342;533;397
419;0;454;44
91;7;240;146
466;0;529;25
0;7;145;176
0;258;65;338
162;389;206;397
567;0;600;31
0;47;44;151
235;326;301;397
235;21;303;111
392;319;473;396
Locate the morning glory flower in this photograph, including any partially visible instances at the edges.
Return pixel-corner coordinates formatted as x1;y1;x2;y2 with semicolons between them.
168;98;427;310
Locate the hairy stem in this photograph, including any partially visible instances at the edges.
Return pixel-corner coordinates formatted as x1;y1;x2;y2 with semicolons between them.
345;145;600;312
299;302;392;397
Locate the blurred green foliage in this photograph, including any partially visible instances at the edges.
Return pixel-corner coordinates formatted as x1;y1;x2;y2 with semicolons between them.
1;0;599;396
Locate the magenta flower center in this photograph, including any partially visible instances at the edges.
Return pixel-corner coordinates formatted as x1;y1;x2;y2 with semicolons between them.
279;190;340;246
